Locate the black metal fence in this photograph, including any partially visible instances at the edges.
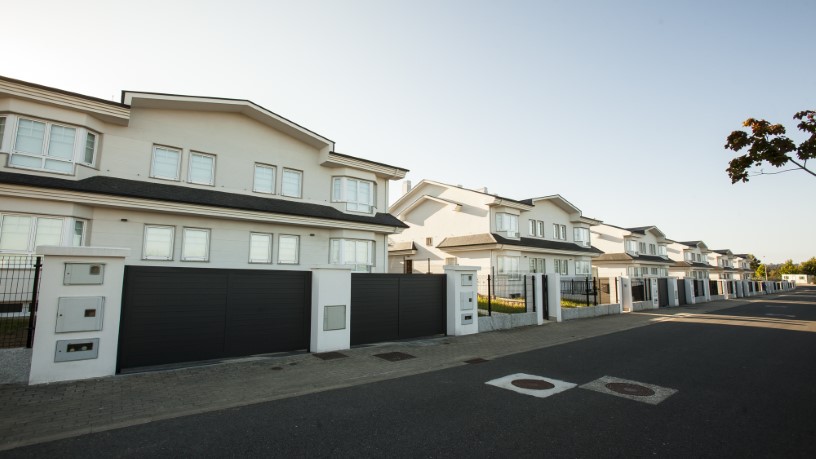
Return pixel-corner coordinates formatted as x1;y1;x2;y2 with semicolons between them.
709;280;720;295
631;278;652;302
561;277;599;306
0;255;42;348
476;274;534;315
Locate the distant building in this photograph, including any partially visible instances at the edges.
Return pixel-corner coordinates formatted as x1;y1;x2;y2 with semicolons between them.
782;274;815;285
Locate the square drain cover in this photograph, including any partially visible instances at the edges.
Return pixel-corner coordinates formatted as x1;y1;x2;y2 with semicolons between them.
313;352;348;361
374;352;416;362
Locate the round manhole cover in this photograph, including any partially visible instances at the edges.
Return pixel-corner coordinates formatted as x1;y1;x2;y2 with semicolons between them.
511;379;555;390
605;382;655;397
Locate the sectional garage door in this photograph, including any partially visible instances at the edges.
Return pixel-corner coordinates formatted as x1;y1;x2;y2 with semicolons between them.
350;273;446;345
118;266;311;371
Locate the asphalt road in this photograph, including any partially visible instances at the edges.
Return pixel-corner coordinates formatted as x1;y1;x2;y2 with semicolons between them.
4;288;816;458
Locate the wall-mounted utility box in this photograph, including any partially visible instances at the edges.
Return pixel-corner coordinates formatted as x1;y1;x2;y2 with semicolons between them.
461;273;473;286
54;338;100;362
63;263;105;285
460;292;474;310
55;297;104;333
461;313;474;325
323;305;346;331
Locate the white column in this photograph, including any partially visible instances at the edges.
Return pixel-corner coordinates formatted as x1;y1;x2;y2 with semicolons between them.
620;276;633;312
685;279;696;304
29;246;129;385
533;274;545;325
666;277;679;306
703;280;711;301
310;265;353;353
444;265;480;336
650;278;659;308
546;273;562;322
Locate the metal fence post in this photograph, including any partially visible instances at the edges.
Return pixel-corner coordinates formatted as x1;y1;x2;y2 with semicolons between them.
26;256;42;349
487;274;492;316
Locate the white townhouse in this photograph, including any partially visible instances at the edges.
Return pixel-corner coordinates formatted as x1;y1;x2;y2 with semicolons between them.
708;249;738;280
387;180;602;277
590;224;671;278
667;240;713;280
732;254;754;280
0;75;408;271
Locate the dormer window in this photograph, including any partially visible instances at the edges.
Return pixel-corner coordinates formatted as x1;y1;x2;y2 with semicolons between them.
332;177;374;212
573;227;590;246
495;213;518;237
626;240;639;254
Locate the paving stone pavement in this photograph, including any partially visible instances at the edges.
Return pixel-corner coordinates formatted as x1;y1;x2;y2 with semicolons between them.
0;298;754;451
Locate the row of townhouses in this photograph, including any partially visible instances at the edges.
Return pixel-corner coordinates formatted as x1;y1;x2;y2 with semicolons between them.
386;180;754;282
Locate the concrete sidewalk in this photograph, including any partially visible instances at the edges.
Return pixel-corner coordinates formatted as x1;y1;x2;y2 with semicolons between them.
0;298;757;451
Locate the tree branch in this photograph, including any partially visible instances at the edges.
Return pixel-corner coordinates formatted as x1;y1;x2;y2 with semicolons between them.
787;158;816;178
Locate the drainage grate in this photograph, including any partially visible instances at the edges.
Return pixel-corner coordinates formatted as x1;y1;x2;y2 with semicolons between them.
464;358;489;364
313;352;349;361
374;352;416;362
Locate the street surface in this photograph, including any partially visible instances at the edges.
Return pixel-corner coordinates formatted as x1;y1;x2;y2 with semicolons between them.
3;287;815;458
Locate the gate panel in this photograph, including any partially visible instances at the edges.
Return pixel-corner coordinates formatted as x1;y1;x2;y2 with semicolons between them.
677;279;687;305
657;278;669;307
350;274;400;345
397;275;445;340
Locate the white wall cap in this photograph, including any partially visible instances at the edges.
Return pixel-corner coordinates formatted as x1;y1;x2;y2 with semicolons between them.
310;264;355;271
443;265;481;272
35;246;131;258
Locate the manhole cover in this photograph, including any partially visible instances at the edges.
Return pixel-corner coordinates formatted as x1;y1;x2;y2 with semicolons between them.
374;352;416;362
464;358;489;364
605;382;655;397
313;352;348;361
511;379;555;390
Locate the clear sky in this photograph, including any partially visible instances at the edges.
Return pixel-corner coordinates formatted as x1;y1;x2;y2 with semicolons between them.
3;0;814;264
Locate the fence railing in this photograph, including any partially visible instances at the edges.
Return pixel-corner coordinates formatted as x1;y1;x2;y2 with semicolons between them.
709;280;720;295
1;255;42;348
561;277;599;307
630;278;653;302
476;274;534;315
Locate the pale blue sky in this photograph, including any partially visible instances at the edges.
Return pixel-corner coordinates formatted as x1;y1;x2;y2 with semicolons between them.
3;0;814;263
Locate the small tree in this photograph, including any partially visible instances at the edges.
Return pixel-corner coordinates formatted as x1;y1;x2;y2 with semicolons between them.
724;110;816;183
799;257;816;276
746;254;761;272
778;259;798;275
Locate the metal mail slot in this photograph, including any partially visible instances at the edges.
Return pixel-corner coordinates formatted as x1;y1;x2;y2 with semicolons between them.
55;338;100;362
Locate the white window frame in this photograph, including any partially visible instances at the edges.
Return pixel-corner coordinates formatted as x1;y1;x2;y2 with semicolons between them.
529;257;546;273
7;116;99;174
626;240;638;254
553;259;568;275
573;227;590;246
528;219;535;236
638;241;647;253
150;145;182;181
649;244;656;255
281;168;303;198
495;213;519;236
249;232;273;264
278;234;300;264
0;116;6;150
188;151;216;186
575;260;591;275
658;245;667;256
181;228;210;262
253;163;276;194
330;238;375;272
497;255;520;280
552;224;567;240
332;176;375;213
0;214;87;253
142;225;175;261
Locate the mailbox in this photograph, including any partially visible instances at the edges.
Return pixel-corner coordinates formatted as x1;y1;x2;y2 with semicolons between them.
56;297;104;333
323;305;346;331
460;292;474;310
55;338;100;362
461;313;473;325
64;263;105;285
461;273;473;286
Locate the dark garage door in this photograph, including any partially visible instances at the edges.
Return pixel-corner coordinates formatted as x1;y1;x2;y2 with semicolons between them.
119;266;310;371
657;278;669;307
351;274;446;346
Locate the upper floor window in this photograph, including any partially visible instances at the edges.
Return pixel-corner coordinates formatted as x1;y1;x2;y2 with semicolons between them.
188;152;215;186
573;227;590;246
0;214;86;253
658;245;667;256
495;213;519;236
649;243;656;255
553;224;567;240
638;241;647;253
330;239;374;272
253;164;276;194
696;253;702;262
278;234;300;264
151;146;181;181
332;177;374;212
281;168;302;198
6;117;98;174
528;220;545;237
625;240;638;254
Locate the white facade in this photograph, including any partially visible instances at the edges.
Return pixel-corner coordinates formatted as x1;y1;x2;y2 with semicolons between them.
387;180;602;278
590;224;671;278
782;273;814;284
0;75;408;271
667;240;712;280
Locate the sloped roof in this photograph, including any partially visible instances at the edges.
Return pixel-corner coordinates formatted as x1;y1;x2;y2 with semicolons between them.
389;241;417;251
0;171;407;228
437;233;603;255
595;253;670;264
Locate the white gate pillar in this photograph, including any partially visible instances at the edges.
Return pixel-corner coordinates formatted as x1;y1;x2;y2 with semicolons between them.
620;276;633;312
444;265;480;336
310;265;353;353
666;277;679;306
546;273;562;322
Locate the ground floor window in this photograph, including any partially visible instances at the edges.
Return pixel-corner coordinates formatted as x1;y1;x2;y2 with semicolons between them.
497;256;520;279
553;259;568;276
529;257;546;273
278;235;300;264
330;238;374;272
575;260;591;275
249;233;273;263
0;213;86;253
181;228;210;262
143;225;175;260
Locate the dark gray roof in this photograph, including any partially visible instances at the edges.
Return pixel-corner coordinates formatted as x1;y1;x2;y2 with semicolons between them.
677;241;702;247
625;226;653;234
437;232;602;255
0;171;407;228
671;260;714;268
595;252;670;264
